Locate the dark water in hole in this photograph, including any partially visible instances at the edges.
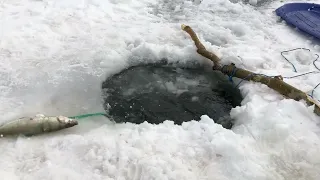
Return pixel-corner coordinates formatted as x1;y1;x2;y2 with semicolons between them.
101;62;243;129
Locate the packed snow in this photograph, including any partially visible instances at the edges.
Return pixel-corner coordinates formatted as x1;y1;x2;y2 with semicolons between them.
1;0;320;179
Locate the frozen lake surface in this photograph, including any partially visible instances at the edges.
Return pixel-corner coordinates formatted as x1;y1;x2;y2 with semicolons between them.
1;0;320;179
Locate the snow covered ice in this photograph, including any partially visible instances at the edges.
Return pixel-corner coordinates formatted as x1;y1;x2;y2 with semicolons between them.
1;0;320;179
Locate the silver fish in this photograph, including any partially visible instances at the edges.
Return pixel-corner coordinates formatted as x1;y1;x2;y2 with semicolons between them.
0;114;78;137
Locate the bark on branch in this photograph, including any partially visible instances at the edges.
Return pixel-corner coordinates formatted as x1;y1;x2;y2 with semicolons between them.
181;24;320;116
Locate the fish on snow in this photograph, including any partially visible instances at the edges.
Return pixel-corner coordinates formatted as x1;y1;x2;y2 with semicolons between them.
0;114;78;137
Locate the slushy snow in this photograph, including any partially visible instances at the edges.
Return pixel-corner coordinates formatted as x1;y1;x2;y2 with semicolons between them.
1;0;320;179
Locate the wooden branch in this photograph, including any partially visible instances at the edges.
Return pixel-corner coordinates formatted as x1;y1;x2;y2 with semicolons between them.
181;24;320;116
181;25;221;69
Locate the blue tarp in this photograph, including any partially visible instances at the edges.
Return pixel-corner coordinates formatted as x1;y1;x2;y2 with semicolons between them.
276;3;320;39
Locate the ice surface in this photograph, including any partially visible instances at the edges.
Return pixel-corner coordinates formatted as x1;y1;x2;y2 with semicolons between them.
1;0;320;179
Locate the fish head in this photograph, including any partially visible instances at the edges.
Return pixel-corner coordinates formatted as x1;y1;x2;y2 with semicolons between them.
57;116;78;128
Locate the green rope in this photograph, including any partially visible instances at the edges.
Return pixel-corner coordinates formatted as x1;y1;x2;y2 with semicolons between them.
68;112;107;119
